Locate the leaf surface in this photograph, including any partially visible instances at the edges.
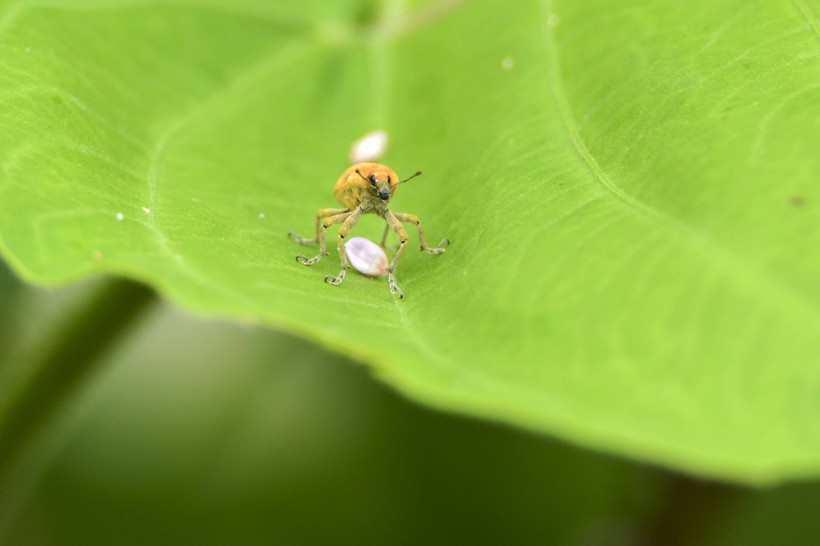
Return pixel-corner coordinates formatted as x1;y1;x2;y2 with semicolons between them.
1;0;819;482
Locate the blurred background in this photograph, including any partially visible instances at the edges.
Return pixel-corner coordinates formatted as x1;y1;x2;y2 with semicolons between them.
1;261;820;545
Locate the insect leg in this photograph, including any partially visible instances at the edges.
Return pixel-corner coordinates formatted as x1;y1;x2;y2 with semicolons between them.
325;209;363;286
377;222;401;251
379;223;390;248
289;208;349;244
296;210;352;265
384;210;409;298
391;212;449;254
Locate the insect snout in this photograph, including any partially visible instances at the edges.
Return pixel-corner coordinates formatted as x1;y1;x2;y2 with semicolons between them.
379;188;390;200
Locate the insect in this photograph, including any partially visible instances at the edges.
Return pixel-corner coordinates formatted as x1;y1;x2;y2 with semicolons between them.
288;162;448;299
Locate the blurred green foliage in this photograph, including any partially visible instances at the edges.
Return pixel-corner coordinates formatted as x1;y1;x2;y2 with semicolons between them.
3;264;658;545
2;263;820;544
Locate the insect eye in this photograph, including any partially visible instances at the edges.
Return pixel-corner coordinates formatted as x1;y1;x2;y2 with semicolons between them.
387;176;391;184
368;174;377;186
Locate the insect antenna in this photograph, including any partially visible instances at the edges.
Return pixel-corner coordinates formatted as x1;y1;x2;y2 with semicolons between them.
399;171;422;184
354;169;370;182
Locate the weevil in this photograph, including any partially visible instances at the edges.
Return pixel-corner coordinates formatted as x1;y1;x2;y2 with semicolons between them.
288;162;449;299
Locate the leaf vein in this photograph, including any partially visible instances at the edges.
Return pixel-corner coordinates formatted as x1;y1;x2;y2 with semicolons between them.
144;41;314;229
0;0;25;36
792;0;820;44
540;0;820;323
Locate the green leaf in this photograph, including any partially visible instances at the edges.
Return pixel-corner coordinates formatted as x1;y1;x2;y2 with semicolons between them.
0;0;818;482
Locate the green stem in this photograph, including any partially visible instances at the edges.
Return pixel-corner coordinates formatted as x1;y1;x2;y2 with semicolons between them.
0;263;24;362
0;277;156;498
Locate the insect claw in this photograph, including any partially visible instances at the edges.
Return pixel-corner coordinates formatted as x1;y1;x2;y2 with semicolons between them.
297;254;322;266
289;231;320;245
324;270;345;285
388;273;404;299
422;246;446;255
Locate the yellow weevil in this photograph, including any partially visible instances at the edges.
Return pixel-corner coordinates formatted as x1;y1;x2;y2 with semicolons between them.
289;162;448;298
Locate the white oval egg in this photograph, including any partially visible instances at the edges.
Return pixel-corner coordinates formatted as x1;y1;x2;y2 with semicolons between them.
345;237;388;277
349;130;388;163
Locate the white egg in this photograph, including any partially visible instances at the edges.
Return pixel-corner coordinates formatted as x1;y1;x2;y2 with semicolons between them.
345;237;388;276
349;130;388;163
